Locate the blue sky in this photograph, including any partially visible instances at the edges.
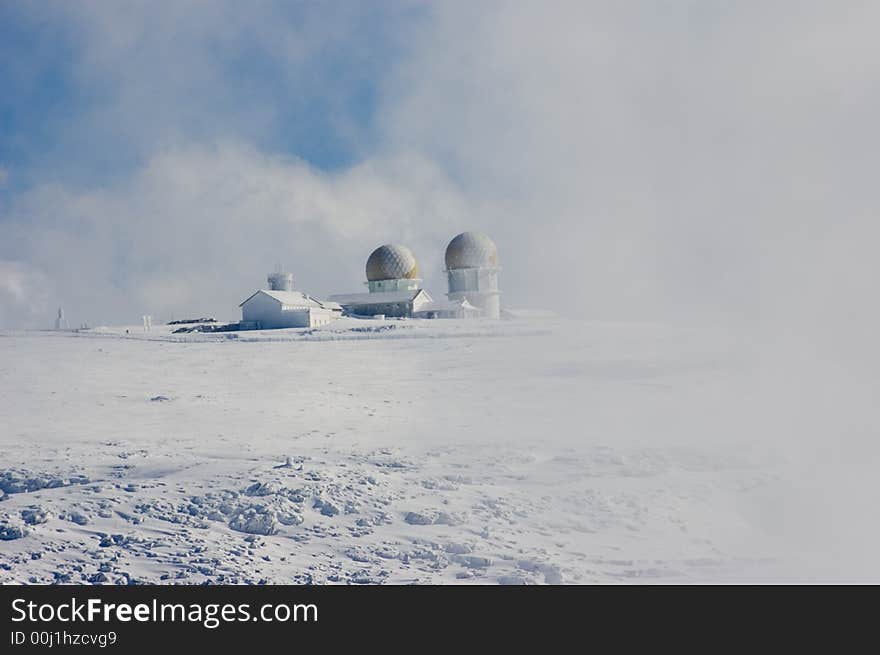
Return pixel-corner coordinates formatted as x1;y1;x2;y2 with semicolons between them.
0;3;418;194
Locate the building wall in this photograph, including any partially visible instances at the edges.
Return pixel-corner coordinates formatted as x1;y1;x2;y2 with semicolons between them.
334;291;430;319
447;268;499;293
447;268;501;319
242;293;314;328
242;292;276;325
348;301;412;318
411;293;432;314
308;309;333;327
367;278;421;293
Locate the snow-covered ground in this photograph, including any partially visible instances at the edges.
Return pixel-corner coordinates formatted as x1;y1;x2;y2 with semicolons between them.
0;318;873;583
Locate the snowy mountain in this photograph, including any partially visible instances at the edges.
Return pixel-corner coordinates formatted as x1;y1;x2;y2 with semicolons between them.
0;319;865;583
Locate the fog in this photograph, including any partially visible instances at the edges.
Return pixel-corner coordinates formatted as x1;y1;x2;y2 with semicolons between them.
2;2;878;328
1;2;879;578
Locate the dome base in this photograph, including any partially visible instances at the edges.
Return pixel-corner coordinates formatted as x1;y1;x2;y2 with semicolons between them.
367;278;422;293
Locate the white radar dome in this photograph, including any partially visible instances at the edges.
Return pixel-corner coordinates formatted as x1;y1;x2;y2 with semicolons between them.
365;244;419;281
444;231;498;270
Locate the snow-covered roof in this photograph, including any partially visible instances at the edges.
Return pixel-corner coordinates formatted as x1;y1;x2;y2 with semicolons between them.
328;289;429;306
239;289;325;309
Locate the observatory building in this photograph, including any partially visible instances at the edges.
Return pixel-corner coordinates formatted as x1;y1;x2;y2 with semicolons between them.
365;244;421;293
239;269;340;329
266;269;294;292
330;244;433;318
445;231;502;319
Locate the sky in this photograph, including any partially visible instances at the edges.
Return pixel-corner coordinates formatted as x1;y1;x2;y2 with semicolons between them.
2;1;880;577
1;1;879;336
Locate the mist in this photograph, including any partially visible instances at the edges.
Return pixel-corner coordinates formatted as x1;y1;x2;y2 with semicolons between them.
1;2;879;578
2;2;878;329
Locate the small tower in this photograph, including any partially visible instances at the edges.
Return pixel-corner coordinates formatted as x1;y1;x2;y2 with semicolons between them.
54;307;69;330
365;244;422;293
267;266;294;292
445;232;501;319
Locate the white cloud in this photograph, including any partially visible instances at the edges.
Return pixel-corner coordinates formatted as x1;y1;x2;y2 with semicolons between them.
0;260;50;326
2;142;470;327
6;2;880;333
377;2;880;324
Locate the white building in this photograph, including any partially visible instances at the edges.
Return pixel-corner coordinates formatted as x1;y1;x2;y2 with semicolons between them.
445;231;502;319
329;289;433;318
330;244;429;318
239;290;336;329
239;289;336;329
